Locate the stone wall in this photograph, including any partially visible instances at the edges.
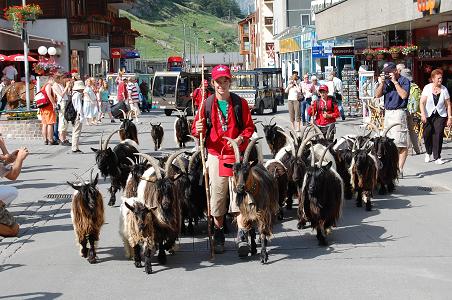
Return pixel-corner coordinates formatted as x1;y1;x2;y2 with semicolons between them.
0;119;42;140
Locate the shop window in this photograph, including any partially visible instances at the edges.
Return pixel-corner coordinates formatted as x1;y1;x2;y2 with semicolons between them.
301;14;311;26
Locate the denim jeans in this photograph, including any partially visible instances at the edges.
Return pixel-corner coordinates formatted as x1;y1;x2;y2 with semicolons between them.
300;97;311;124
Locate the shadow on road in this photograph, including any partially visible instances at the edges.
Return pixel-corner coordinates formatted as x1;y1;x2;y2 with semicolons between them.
0;292;62;299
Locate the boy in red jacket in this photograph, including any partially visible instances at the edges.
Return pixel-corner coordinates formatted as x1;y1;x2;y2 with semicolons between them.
308;84;340;141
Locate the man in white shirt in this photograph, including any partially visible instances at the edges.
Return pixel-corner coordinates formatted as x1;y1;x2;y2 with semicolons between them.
2;64;18;81
0;76;12;112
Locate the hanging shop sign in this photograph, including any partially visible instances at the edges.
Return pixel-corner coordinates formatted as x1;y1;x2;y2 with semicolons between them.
111;48;121;59
322;42;334;54
388;31;407;46
438;22;452;36
332;47;354;56
417;0;441;15
279;36;301;54
312;46;328;59
368;34;384;48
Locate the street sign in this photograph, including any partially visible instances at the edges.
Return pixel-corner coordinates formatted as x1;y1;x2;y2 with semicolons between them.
312;46;328;58
323;42;334;54
332;47;354;56
87;46;102;65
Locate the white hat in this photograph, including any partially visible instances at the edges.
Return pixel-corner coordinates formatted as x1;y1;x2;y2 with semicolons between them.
73;80;85;91
311;75;317;81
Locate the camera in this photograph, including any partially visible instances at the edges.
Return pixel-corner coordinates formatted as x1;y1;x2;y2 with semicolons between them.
384;73;391;80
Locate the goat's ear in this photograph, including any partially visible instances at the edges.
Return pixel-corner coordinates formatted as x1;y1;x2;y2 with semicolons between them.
150;122;154;126
124;201;134;212
223;163;233;169
323;161;333;171
249;160;258;168
67;181;80;191
158;123;161;126
389;138;395;142
91;147;98;153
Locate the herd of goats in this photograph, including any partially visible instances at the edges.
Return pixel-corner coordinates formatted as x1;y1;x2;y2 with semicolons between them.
67;109;400;274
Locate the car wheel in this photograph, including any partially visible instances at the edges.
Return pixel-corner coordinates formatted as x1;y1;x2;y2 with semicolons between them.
164;109;172;116
272;100;277;113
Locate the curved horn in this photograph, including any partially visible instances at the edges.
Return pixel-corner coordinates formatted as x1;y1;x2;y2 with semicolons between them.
165;149;186;175
99;132;103;150
126;157;136;165
319;141;335;167
297;133;322;158
326;125;334;140
183;107;189;117
310;144;315;167
174;108;183;118
127;110;133;120
119;109;127;120
90;168;94;184
286;126;299;147
223;137;241;163
134;153;162;180
176;157;187;173
383;123;402;137
299;126;308;143
188;150;201;171
253;120;262;125
312;124;324;136
243;137;262;164
269;116;276;124
103;129;121;150
277;129;296;156
303;125;314;141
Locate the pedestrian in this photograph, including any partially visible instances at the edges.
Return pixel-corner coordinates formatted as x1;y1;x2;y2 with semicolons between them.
400;68;421;155
139;80;150;112
192;79;212;114
192;64;255;256
375;62;410;175
419;68;452;164
0;76;12;113
2;63;18;81
307;84;340;141
127;77;141;121
98;81;115;123
71;80;85;153
285;73;302;131
40;76;59;145
0;138;29;237
52;73;72;146
300;74;315;126
116;76;128;103
83;78;99;125
331;71;345;120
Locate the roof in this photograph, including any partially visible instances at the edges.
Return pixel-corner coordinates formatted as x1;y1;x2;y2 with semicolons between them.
0;27;65;50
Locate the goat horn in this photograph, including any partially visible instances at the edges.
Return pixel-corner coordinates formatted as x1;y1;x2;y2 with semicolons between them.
365;122;380;136
103;129;121;150
310;144;315;167
119;109;127;120
253;120;262;125
127;110;133;120
99;131;103;150
243;137;262;164
319;141;335;167
383;122;402;137
188;150;201;171
72;172;85;184
312;124;324;136
183;107;189;116
165;149;186;175
134;153;162;180
176;157;187;173
299;126;308;143
326;124;334;140
303;125;313;141
286;126;299;148
223;137;241;164
298;133;322;158
174;108;183;118
187;134;199;144
277;129;296;156
90;168;94;184
269;116;276;124
126;157;136;165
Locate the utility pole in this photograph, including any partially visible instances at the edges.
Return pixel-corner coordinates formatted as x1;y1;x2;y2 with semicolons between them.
183;23;186;71
22;0;31;110
188;26;192;72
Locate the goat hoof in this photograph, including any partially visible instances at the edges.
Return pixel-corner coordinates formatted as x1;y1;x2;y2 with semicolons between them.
108;199;116;206
88;256;97;264
318;238;328;247
81;248;88;258
158;252;167;265
365;201;372;211
297;222;302;229
134;261;143;268
260;251;268;264
145;265;152;274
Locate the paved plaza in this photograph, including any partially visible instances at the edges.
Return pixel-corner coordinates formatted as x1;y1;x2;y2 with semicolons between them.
1;106;451;299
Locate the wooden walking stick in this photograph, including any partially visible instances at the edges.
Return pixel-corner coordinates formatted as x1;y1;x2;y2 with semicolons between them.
199;56;215;259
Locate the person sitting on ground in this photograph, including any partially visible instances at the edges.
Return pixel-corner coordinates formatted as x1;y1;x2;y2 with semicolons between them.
0;138;29;237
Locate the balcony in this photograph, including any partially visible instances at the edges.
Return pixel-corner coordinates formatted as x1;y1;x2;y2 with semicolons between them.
69;17;111;41
107;0;135;9
111;17;132;33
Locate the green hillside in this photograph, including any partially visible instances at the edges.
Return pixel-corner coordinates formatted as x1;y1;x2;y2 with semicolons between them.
120;1;240;60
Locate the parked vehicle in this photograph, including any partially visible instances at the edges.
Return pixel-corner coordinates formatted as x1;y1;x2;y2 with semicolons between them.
230;68;283;115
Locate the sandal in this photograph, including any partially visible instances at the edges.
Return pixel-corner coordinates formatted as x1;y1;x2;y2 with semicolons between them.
45;139;49;145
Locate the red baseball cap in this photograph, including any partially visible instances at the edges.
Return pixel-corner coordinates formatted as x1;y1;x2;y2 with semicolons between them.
319;85;329;93
211;65;231;81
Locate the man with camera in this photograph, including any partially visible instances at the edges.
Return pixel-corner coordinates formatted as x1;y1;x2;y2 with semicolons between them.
375;62;410;175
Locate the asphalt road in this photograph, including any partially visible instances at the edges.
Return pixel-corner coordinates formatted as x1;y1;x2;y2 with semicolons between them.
1;104;451;299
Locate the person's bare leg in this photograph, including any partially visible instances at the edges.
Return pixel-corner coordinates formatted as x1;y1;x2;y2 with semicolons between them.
214;216;223;228
399;147;408;172
42;124;47;142
47;125;54;142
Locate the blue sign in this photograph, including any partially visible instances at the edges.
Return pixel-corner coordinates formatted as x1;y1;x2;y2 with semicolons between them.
312;46;328;59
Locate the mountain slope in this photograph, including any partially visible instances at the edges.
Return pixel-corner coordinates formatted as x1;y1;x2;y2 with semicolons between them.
122;1;241;59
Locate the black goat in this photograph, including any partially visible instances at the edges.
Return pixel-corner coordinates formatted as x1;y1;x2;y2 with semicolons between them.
150;122;164;151
91;129;138;206
224;137;279;263
136;152;181;265
298;143;343;246
372;123;400;195
119;109;139;145
264;159;288;220
67;171;104;264
262;117;286;157
174;108;191;148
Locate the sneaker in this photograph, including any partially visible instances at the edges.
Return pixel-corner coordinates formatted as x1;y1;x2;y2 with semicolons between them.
424;153;431;163
434;158;445;165
72;149;83;154
62;140;72;146
49;140;59;145
236;228;250;258
213;227;225;254
110;120;116;123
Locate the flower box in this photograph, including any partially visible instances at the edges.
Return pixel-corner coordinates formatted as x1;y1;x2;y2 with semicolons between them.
4;4;43;33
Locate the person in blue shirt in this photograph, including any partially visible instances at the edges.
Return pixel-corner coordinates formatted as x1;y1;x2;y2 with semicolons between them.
375;62;410;176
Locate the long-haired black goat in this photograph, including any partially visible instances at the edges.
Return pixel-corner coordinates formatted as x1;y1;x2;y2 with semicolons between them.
91;129;138;206
67;170;104;264
150;122;164;151
223;137;279;264
119;109;139;145
174;108;191;148
136;152;181;265
262;117;286;157
298;143;343;246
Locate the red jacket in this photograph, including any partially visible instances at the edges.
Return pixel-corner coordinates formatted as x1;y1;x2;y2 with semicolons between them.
307;96;340;126
116;81;128;101
192;88;212;108
191;95;255;156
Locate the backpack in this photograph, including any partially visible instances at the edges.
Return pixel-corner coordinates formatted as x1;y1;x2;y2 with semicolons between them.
407;82;421;114
64;92;77;124
204;93;244;138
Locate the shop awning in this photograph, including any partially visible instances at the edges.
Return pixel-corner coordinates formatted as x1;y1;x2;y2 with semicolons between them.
0;27;65;50
110;48;140;59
